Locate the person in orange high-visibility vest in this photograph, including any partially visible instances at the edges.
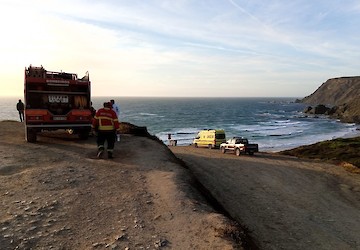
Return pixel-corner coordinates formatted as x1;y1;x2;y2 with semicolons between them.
92;102;120;159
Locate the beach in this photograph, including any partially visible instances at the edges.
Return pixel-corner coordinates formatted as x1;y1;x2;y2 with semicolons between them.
1;121;360;249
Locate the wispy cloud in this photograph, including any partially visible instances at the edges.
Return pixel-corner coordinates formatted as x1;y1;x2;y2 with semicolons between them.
1;0;359;97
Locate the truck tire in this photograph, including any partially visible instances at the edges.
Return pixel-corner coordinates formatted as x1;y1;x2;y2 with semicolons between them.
235;148;241;156
67;129;74;135
25;127;37;143
221;147;226;154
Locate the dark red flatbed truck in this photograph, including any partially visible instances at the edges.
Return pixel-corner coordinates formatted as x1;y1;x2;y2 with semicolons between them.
24;65;92;142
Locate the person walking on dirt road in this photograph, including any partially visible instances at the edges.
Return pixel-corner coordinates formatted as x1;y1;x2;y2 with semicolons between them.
92;102;120;159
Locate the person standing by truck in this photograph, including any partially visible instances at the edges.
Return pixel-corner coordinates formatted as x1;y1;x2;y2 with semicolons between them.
16;99;25;122
90;101;96;118
92;102;120;159
110;99;120;118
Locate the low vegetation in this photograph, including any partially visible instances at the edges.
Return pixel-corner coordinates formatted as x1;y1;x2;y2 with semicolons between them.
280;136;360;171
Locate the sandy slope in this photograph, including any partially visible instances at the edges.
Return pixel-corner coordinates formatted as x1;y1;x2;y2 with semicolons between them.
0;121;241;250
170;146;360;250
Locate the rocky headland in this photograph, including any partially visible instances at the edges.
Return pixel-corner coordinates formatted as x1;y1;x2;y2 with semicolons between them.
299;76;360;123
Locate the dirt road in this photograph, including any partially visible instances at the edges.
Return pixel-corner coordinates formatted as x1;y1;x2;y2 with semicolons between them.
171;146;360;250
0;121;241;249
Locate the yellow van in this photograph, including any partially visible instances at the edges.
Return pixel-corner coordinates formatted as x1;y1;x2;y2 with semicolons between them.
193;129;226;149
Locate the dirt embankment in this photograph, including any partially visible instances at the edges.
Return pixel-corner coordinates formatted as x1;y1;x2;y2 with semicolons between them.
0;121;243;250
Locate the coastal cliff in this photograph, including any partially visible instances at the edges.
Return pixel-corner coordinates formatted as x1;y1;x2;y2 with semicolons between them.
300;76;360;123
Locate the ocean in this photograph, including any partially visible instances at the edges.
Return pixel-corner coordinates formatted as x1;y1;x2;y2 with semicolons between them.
2;96;359;152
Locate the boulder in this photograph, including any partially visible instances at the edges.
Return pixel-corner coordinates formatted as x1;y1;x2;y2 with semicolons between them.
313;104;330;114
119;122;149;136
303;106;313;113
303;105;331;115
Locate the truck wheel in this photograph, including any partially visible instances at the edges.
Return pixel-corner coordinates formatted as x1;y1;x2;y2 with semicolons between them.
208;144;212;149
221;147;226;154
235;148;241;156
25;127;37;143
67;129;74;135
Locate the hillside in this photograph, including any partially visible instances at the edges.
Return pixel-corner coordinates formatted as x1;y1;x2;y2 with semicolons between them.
301;77;360;123
0;121;242;249
280;136;360;170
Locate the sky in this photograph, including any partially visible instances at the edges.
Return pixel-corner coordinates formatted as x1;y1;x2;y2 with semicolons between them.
1;0;359;98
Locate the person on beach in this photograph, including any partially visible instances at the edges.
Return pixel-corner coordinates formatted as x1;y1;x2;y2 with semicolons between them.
16;99;25;122
92;102;120;159
110;99;120;118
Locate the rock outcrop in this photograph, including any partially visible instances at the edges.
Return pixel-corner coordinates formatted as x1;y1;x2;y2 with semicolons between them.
301;77;360;123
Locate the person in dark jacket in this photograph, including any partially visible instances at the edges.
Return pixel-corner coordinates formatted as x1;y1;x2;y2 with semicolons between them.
16;99;25;122
90;101;96;117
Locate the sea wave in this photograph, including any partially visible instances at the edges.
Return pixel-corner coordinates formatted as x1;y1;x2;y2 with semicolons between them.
1;97;358;151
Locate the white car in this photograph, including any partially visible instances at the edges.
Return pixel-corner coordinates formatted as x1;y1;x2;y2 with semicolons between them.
220;137;259;156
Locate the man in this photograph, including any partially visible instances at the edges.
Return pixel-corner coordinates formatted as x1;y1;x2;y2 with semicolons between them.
16;99;25;122
90;101;96;117
89;101;97;137
110;99;120;118
92;102;120;159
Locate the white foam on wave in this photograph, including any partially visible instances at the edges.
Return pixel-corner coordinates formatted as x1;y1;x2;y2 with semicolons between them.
156;127;200;146
139;112;164;117
230;119;308;138
260;124;359;152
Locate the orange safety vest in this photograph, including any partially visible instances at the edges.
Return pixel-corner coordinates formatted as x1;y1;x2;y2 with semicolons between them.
92;107;119;131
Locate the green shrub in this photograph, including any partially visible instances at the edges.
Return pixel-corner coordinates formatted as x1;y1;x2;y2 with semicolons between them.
281;137;360;168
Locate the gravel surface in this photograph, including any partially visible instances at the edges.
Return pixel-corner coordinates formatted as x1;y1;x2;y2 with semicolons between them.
171;146;360;250
0;121;242;250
